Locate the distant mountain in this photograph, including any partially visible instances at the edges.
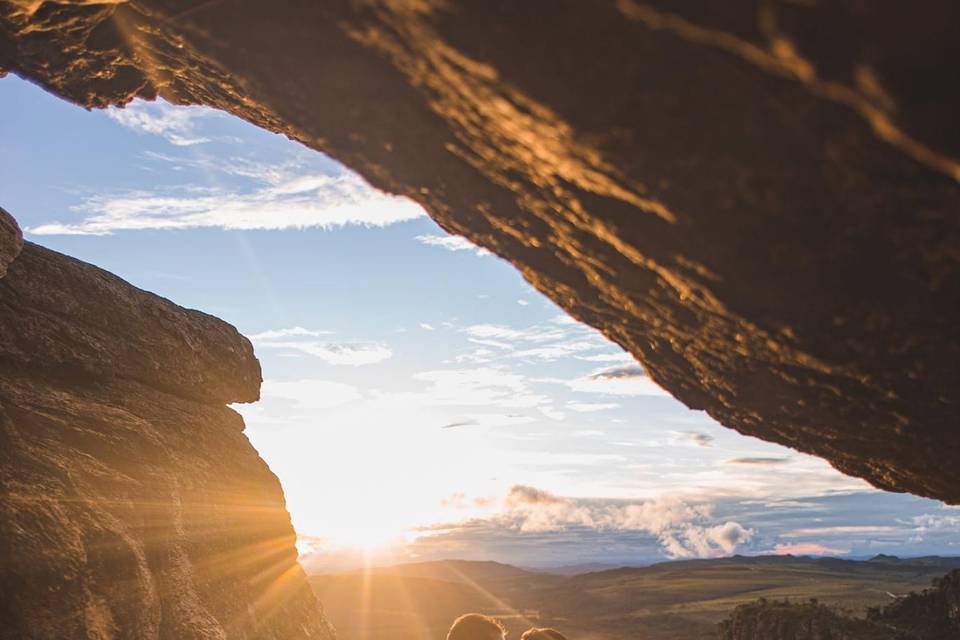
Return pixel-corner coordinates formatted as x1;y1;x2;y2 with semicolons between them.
308;556;960;640
531;562;629;575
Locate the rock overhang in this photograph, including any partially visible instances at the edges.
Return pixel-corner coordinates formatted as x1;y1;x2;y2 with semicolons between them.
0;1;957;505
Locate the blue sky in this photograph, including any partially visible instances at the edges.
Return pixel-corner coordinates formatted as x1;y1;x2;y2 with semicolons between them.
3;75;957;570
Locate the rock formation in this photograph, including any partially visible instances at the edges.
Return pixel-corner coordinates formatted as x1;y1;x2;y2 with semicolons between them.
0;208;334;639
2;1;956;504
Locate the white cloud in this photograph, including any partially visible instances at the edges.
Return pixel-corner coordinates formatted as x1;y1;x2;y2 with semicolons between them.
511;340;603;362
517;299;529;306
575;351;635;363
781;526;901;538
406;367;550;409
457;321;612;363
498;486;753;558
247;327;334;340
419;323;435;331
457;320;620;364
249;328;392;366
911;514;960;531
260;379;362;410
466;337;514;350
464;323;568;343
665;521;754;558
552;364;670;397
106;99;215;146
27;165;425;235
672;431;715;447
416;234;491;256
261;340;392;366
566;401;620;413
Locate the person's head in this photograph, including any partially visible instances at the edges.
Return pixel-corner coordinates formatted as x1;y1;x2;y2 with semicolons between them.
521;628;569;640
446;613;506;640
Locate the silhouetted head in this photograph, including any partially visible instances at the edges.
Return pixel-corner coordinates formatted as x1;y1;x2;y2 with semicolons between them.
447;614;506;640
521;628;569;640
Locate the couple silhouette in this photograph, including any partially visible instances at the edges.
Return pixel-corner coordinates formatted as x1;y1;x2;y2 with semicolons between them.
446;613;568;640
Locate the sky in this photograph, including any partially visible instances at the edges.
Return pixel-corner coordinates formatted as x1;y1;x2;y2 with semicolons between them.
2;75;958;571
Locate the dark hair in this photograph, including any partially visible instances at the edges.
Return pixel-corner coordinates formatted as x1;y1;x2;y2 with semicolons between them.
521;628;569;640
447;614;507;640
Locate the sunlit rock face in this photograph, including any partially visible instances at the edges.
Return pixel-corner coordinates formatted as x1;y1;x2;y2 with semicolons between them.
1;3;958;502
0;209;334;639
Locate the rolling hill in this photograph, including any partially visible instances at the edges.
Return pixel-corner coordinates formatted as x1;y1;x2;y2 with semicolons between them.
307;556;960;640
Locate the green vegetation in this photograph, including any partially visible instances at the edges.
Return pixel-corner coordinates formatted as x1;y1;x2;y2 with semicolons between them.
719;599;903;640
307;556;960;640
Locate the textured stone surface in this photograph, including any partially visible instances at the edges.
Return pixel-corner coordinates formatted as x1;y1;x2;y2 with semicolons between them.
0;3;958;502
0;220;333;639
0;207;22;278
0;243;261;405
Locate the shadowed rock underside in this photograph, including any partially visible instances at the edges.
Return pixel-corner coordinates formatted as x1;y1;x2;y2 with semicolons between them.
1;4;959;639
3;0;956;503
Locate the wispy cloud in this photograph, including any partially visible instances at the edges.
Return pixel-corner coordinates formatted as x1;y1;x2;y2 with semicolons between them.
416;234;491;256
673;431;714;447
575;351;635;363
911;513;960;531
781;526;902;538
261;341;392;366
439;419;480;429
464;323;568;343
105;99;215;146
27;160;425;235
566;401;620;413
250;327;392;366
247;327;334;340
407;368;551;411
457;321;615;363
554;364;670;397
726;457;791;466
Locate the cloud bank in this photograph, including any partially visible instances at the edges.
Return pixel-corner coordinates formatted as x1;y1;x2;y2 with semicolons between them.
484;485;755;559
